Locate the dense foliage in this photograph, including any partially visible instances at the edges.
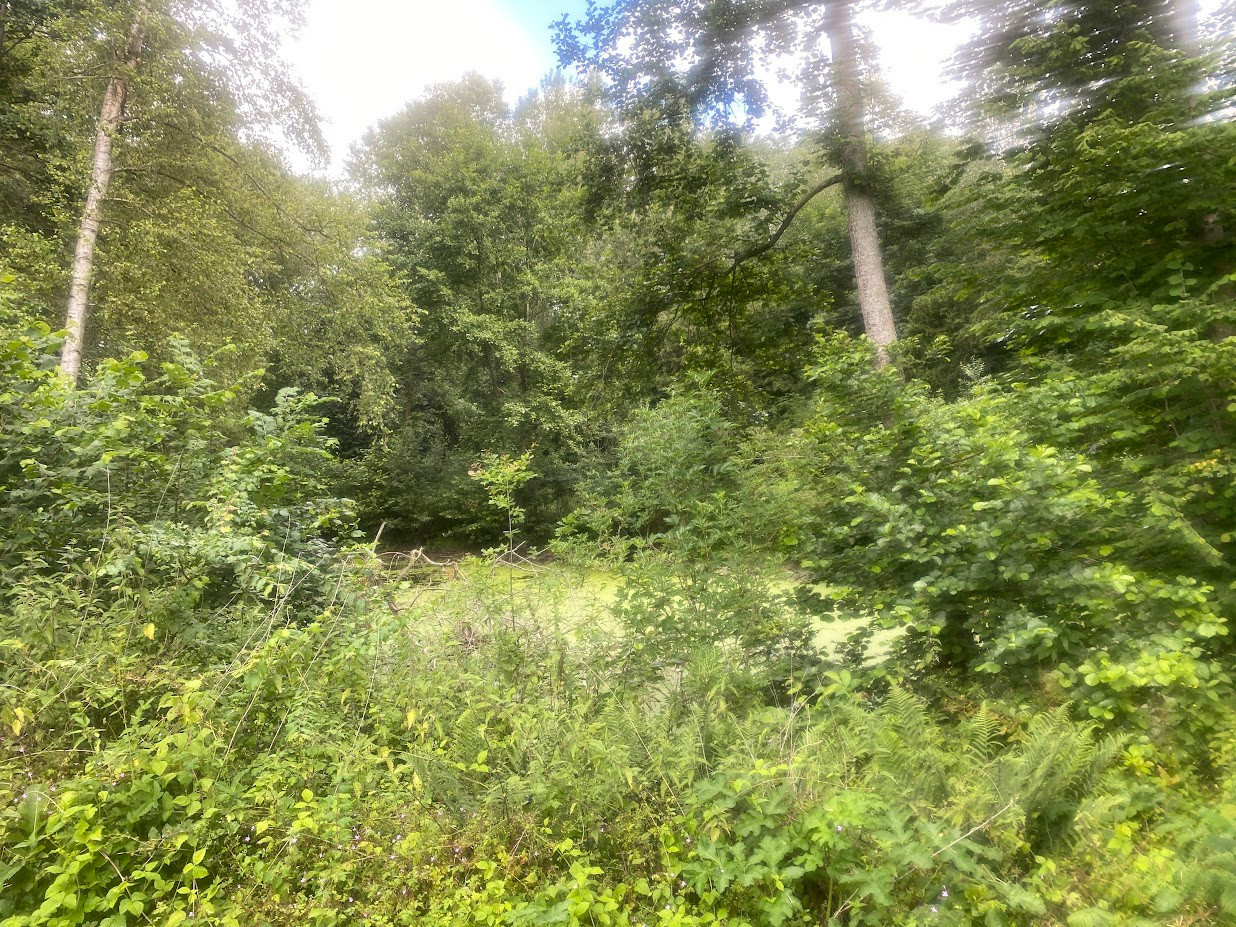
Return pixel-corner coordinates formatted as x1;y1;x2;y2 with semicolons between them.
2;326;1234;925
1;325;1233;923
3;0;1236;924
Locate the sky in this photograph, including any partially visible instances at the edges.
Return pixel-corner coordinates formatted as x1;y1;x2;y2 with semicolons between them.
284;0;977;174
284;0;1224;174
286;0;577;172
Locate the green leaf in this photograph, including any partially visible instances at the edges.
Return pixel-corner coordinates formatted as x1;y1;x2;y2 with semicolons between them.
1067;907;1116;927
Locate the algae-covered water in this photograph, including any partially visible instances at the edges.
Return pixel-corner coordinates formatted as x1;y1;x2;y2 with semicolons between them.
386;554;902;659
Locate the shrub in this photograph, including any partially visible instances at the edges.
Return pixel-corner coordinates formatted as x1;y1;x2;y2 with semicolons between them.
791;336;1234;746
0;318;358;638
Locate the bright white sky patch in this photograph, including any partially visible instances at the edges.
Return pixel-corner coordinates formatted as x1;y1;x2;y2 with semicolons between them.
864;8;973;115
287;0;544;172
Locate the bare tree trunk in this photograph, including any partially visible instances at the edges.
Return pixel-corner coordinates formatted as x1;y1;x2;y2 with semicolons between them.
824;0;897;368
60;5;147;384
843;187;897;362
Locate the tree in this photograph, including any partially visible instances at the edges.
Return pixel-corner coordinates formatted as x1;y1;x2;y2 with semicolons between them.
948;0;1221;139
935;0;1235;337
825;0;896;363
10;0;326;383
913;0;1236;587
0;0;411;438
555;0;900;366
352;75;595;541
560;123;832;412
60;2;146;382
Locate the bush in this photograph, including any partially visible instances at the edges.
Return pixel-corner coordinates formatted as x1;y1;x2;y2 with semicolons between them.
0;317;358;639
792;336;1234;746
557;390;816;680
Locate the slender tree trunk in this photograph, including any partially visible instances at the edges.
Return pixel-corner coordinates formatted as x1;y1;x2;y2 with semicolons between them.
824;0;897;368
60;5;147;384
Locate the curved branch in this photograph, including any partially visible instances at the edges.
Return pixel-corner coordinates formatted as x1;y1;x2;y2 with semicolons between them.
146;117;329;240
730;172;842;274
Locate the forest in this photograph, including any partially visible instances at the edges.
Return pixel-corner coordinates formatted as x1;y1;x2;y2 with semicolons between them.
1;0;1235;924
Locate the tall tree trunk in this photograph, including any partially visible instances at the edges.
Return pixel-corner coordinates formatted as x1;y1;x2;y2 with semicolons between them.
824;0;897;368
60;5;147;384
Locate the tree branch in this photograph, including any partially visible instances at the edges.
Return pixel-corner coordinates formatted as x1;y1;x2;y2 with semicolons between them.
729;172;842;273
0;158;44;182
145;117;329;240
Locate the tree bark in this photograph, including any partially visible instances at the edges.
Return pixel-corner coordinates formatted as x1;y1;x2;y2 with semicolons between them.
60;5;147;384
824;0;898;368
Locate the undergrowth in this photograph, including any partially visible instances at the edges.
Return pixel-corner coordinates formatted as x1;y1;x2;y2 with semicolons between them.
3;562;1236;927
1;324;1235;926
